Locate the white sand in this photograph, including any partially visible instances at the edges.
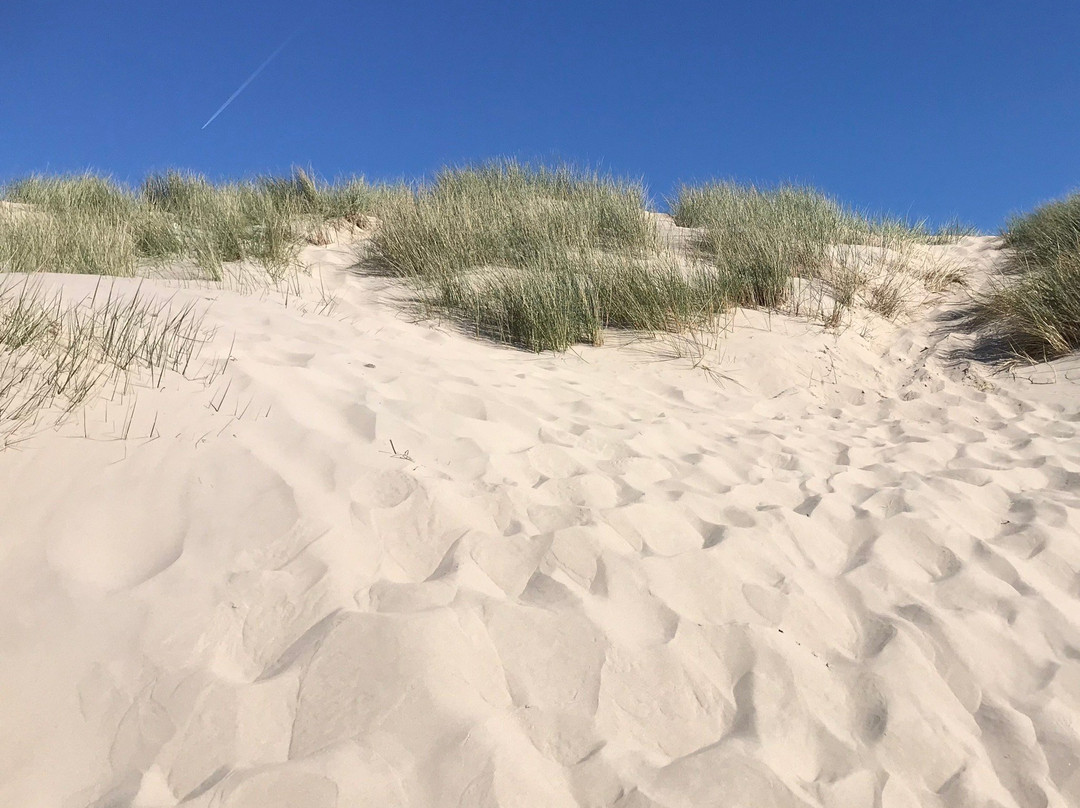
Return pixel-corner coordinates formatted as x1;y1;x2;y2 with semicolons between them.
2;234;1080;808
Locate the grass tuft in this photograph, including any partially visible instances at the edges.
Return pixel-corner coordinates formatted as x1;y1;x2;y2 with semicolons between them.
371;161;698;351
1;173;139;276
972;192;1080;360
670;181;969;318
367;165;972;352
371;161;688;350
373;160;657;280
0;278;210;442
1000;193;1080;266
1;169;404;282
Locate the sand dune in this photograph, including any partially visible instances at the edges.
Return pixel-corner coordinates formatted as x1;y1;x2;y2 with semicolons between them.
2;234;1080;808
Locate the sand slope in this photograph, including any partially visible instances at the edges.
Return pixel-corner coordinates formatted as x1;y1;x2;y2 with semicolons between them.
2;236;1080;808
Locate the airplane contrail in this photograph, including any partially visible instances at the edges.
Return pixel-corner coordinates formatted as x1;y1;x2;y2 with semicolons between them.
202;33;298;130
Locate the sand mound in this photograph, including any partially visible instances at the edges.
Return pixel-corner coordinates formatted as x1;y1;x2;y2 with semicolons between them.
2;234;1080;807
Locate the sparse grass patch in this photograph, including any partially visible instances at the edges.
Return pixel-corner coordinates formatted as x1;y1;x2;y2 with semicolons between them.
921;219;980;246
0;278;209;442
256;168;409;225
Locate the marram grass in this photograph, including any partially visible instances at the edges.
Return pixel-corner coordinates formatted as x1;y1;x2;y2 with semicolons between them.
372;160;658;281
0;162;987;356
973;191;1080;360
0;169;402;281
372;165;970;351
669;181;971;312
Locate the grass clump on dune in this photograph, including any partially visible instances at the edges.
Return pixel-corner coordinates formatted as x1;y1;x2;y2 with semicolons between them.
371;163;973;352
1000;193;1080;264
973;193;1080;360
257;169;405;223
373;160;658;280
0;169;399;281
0;175;140;276
669;182;971;318
431;253;731;352
372;161;729;351
137;170;308;277
671;183;851;308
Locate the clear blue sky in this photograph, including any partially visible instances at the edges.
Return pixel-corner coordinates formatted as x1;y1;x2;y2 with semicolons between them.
2;1;1077;231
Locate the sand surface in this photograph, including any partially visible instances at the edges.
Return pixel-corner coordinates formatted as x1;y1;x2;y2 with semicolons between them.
2;234;1080;807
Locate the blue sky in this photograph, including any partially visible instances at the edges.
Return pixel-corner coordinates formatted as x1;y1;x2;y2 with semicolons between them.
1;0;1077;231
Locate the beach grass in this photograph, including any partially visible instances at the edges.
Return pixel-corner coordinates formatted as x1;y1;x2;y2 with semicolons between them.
373;161;721;350
372;160;658;279
372;161;688;350
1000;193;1080;265
972;192;1080;359
669;182;971;317
0;169;400;281
428;253;732;352
369;165;970;351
